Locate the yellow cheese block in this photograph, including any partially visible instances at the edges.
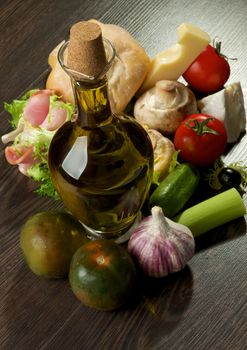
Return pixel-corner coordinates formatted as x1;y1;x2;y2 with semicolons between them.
139;23;211;94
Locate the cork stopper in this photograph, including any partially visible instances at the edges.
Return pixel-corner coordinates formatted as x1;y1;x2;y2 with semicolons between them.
67;21;107;78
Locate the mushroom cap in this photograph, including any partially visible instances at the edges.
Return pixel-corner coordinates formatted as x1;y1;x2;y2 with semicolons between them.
134;80;198;135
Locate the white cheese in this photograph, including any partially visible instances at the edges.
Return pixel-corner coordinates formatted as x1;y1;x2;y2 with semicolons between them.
139;23;210;94
198;82;246;143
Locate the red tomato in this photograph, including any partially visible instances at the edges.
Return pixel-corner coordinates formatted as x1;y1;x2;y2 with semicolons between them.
174;114;227;167
183;44;230;94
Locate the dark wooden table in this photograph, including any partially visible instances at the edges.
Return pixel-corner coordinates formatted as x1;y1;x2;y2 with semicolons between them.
1;1;247;349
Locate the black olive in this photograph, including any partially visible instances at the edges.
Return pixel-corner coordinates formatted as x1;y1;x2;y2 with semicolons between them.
218;167;242;189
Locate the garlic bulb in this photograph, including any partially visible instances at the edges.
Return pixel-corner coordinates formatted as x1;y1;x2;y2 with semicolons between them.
128;206;195;278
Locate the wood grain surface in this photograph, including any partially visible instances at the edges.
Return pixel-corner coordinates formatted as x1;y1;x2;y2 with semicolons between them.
1;0;247;349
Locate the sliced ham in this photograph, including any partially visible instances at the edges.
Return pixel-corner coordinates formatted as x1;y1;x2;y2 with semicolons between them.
5;144;35;165
18;163;33;176
3;88;71;178
41;103;68;131
23;90;54;127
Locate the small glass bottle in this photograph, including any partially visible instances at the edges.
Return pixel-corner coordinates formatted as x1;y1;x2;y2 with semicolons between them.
48;22;153;242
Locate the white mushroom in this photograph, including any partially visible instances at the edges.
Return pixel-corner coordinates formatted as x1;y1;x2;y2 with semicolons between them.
147;128;175;183
134;80;198;135
1;119;24;144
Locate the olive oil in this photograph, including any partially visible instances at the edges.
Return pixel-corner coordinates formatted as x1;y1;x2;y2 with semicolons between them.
48;22;153;241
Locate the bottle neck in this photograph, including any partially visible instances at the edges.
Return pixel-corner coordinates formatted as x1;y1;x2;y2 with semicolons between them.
73;77;112;128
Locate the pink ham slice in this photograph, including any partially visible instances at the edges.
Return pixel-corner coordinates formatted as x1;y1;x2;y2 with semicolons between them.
18;163;34;176
5;144;35;165
4;88;70;177
41;103;68;131
5;144;37;176
23;89;54;127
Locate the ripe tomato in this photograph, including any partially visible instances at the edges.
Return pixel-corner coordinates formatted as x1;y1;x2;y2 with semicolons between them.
174;114;227;167
183;44;230;94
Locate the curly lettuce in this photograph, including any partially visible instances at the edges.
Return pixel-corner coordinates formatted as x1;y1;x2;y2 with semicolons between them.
3;89;75;199
4;89;39;128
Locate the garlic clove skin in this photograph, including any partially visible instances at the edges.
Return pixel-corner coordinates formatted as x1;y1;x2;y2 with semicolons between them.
128;206;195;278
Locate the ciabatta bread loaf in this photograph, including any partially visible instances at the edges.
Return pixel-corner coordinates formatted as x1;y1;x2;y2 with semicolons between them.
46;20;150;113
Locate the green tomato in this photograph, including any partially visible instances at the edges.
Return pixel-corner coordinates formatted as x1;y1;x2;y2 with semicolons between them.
20;211;89;278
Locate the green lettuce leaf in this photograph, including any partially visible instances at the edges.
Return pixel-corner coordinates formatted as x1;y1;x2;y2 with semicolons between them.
4;89;39;128
3;89;75;200
27;163;59;200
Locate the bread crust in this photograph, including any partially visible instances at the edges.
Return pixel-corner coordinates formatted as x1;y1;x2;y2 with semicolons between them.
46;20;150;113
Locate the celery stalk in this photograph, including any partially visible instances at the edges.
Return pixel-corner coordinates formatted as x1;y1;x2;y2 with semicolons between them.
174;188;246;237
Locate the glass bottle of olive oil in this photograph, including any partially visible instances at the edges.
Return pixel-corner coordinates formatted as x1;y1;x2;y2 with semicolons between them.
48;22;153;241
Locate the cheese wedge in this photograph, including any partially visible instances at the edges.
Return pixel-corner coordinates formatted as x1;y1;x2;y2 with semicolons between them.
198;82;246;143
139;23;210;94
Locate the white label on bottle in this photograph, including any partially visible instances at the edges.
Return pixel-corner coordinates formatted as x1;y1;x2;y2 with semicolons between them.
61;136;88;180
